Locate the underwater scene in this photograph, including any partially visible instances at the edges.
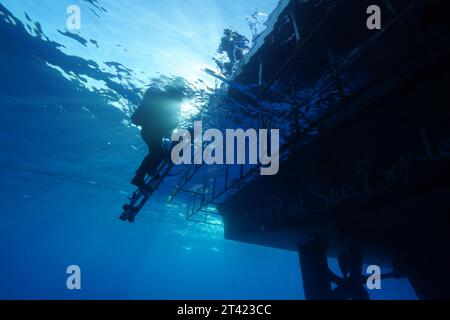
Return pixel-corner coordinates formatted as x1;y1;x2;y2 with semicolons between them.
1;0;449;301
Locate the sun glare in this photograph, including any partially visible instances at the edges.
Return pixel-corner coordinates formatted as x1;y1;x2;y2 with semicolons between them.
180;101;200;120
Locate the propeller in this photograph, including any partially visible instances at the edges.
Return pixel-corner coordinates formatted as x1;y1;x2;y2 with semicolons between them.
329;245;370;300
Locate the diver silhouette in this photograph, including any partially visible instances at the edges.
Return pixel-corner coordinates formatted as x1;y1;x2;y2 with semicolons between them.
130;85;184;189
216;29;250;76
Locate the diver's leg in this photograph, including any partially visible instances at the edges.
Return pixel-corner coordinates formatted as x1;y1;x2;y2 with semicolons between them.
143;140;165;177
131;153;151;188
131;126;161;188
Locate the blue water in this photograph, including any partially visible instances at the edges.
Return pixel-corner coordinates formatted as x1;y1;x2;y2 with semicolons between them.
0;0;416;299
